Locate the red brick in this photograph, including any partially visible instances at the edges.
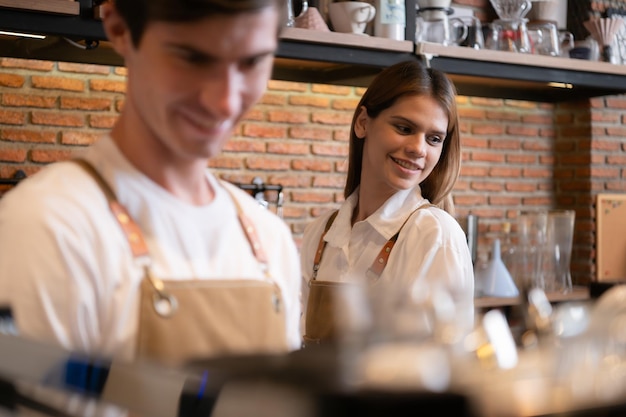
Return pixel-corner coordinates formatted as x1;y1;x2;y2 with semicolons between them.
311;84;351;95
245;157;290;171
331;98;360;111
60;97;112;111
207;156;243;169
267;80;307;92
1;128;56;143
289;126;333;141
268;110;309;124
89;79;126;93
290;191;334;203
311;144;348;157
0;74;25;88
259;93;287;106
89;115;118;129
30;149;73;163
223;139;265;153
292;159;332;172
0;58;53;71
32;112;84;127
266;142;309;155
61;131;100;145
312;175;345;189
2;93;56;108
242;123;286;139
32;76;84;92
311;112;352;125
289;96;329;108
0;109;26;125
57;62;111;75
0;148;27;162
471;151;505;163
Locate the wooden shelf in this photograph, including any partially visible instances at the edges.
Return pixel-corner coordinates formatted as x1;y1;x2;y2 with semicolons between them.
1;8;626;101
475;286;590;309
416;42;626;101
0;0;79;16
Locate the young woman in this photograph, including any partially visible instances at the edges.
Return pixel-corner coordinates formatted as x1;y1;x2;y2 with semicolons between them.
300;60;474;346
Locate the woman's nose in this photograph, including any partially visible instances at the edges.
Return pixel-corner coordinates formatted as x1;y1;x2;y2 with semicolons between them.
406;134;427;157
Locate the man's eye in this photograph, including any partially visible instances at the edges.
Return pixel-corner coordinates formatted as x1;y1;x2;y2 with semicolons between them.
184;53;209;65
240;55;269;70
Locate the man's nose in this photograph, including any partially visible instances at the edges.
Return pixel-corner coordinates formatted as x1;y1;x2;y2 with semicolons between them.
199;66;241;119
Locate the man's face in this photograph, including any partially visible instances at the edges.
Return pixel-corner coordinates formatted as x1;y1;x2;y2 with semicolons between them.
115;8;279;161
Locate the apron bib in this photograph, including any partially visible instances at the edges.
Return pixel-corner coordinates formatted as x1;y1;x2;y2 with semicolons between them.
74;159;288;366
304;204;433;346
137;277;286;365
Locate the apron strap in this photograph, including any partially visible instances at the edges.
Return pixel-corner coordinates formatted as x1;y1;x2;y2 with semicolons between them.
73;158;150;259
312;210;338;280
72;158;269;274
312;203;435;280
368;204;434;276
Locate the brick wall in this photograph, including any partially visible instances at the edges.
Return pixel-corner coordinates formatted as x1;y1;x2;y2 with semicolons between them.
1;50;626;285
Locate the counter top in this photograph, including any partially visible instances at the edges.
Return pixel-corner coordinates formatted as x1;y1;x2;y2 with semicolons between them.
475;285;590;309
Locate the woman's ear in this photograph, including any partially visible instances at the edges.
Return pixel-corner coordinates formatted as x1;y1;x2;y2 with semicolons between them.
354;105;368;139
101;2;133;58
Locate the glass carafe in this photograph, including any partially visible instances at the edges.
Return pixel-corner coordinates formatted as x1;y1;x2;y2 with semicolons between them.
415;9;468;46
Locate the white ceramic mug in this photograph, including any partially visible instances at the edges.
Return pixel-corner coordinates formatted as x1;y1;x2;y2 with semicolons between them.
328;1;376;34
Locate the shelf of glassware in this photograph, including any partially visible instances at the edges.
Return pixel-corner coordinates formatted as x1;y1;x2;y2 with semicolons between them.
474;285;590;309
415;41;626;101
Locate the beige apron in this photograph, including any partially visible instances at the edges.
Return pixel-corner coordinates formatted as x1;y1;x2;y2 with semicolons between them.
303;205;433;346
74;159;288;366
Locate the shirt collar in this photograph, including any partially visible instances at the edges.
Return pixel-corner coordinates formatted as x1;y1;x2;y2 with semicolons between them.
325;186;429;245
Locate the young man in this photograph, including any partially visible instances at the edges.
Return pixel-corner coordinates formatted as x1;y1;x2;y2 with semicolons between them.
0;0;301;364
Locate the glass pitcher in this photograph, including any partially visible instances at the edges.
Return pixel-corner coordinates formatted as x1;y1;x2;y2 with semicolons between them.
415;14;469;46
487;18;532;53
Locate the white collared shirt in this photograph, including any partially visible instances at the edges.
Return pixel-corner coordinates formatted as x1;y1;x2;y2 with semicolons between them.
300;187;475;335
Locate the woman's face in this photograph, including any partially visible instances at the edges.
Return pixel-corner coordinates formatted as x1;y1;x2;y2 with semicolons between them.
355;94;448;201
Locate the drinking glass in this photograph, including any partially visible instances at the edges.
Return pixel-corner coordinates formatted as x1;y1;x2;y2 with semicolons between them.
516;210;548;291
544;210;575;293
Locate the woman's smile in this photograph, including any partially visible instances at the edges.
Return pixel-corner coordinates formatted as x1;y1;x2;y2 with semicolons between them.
390;155;422;171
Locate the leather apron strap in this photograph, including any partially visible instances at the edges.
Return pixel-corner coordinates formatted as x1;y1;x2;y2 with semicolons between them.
73;159;288;364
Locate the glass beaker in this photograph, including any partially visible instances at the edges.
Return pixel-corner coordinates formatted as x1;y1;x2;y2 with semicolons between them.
544;210;575;293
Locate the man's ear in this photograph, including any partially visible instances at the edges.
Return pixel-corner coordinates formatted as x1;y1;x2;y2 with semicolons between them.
354;106;368;139
101;2;133;58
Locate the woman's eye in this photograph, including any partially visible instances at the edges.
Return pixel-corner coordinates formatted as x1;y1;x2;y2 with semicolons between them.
395;125;412;134
428;135;444;145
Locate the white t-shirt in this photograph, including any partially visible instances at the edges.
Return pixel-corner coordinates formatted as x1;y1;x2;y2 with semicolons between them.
300;187;475;336
0;135;301;361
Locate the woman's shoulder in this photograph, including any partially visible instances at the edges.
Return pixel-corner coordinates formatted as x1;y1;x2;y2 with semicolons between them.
406;204;467;241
